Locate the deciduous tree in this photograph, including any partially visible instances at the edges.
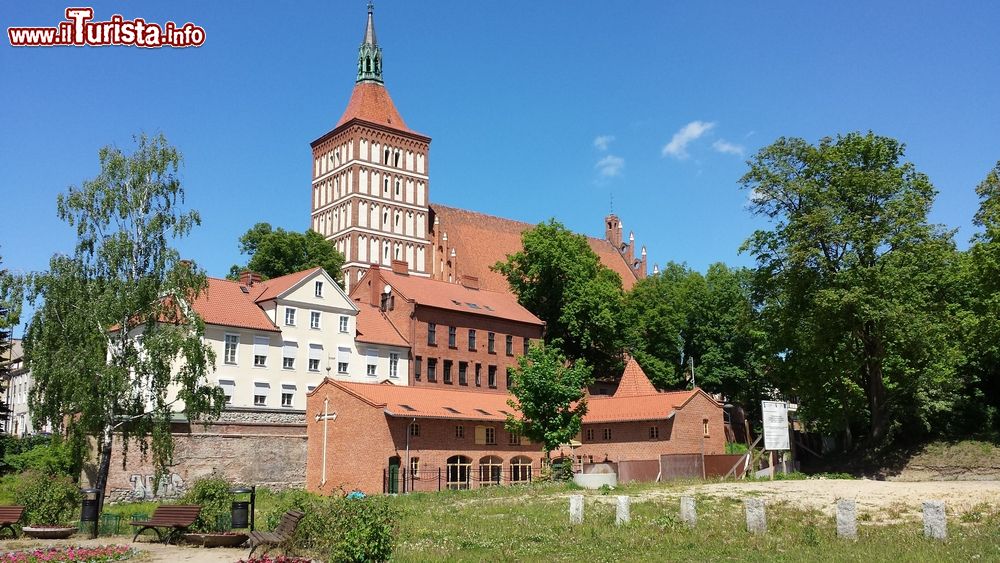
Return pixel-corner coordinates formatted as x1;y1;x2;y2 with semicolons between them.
228;223;345;285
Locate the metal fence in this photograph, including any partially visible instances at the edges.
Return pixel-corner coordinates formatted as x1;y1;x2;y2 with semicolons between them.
383;465;539;494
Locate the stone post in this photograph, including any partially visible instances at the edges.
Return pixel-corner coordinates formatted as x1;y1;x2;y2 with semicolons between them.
569;495;584;525
836;499;857;539
923;501;946;540
680;496;697;528
745;498;766;534
616;496;631;525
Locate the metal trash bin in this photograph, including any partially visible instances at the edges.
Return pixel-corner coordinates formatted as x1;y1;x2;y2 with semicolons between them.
231;501;250;529
80;488;100;522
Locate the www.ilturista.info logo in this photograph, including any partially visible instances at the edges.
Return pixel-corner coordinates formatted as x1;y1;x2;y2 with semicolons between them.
8;7;205;48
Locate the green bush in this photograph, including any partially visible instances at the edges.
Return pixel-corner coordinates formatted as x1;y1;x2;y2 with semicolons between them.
179;475;236;532
725;442;749;454
3;438;77;476
13;470;82;525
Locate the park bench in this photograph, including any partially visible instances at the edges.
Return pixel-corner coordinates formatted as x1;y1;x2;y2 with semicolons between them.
247;509;305;558
0;506;25;538
130;504;202;544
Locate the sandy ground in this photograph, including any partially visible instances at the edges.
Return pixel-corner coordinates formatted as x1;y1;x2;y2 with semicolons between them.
0;536;257;563
634;479;1000;521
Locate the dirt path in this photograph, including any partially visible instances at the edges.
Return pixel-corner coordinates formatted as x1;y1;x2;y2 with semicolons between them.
635;479;1000;521
0;537;251;563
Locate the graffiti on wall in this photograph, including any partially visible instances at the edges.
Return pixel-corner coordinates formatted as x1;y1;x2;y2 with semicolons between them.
129;473;185;499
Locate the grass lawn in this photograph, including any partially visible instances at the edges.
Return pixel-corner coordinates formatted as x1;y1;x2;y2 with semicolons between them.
387;482;1000;562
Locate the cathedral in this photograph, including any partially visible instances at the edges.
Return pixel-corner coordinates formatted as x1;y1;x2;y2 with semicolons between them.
309;4;649;294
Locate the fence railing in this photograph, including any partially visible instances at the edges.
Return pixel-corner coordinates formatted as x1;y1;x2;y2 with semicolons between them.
383;465;539;494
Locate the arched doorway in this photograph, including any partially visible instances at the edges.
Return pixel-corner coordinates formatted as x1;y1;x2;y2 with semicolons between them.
510;456;533;484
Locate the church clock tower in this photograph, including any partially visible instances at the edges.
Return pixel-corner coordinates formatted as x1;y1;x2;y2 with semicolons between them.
310;3;432;290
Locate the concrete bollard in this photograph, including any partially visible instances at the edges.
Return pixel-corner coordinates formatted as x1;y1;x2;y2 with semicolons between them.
836;499;857;540
680;496;697;528
616;495;631;525
923;501;946;540
569;494;584;525
745;498;766;535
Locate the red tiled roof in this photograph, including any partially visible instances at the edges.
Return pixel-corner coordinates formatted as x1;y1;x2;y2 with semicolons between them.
315;380;712;425
334;82;420;136
430;204;638;294
613;357;660;398
374;268;543;326
253;267;323;303
355;304;409;347
190;278;279;332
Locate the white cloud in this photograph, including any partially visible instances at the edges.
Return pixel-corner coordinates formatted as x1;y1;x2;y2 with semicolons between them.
593;135;615;151
595;154;625;177
662;121;715;159
712;139;745;157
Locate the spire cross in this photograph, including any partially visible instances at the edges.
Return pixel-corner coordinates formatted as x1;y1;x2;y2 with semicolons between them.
367;1;374;13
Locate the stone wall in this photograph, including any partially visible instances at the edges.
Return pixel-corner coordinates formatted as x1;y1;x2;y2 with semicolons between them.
95;410;307;503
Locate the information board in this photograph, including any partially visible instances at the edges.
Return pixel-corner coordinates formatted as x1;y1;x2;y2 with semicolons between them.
761;400;789;451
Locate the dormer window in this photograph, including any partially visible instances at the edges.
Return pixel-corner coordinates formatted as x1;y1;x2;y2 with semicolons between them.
315;281;323;297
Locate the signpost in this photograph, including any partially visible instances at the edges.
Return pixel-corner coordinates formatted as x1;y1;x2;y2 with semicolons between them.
761;400;790;478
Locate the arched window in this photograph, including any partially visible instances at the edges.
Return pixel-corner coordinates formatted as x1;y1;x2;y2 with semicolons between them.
383;210;389;227
384;177;390;196
395;180;400;198
510;456;533;484
446;455;472;490
479;456;503;486
384;148;390;165
394;151;401;167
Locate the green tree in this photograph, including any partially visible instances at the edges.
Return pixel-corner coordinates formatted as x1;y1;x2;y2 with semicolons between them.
23;133;223;525
228;222;345;285
493;220;626;376
505;343;593;458
0;250;20;429
741;132;963;446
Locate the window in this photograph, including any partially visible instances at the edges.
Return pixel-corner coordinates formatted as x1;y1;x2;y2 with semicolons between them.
487;332;495;353
455;425;464;439
485;427;496;445
410;457;419;478
703;419;710;437
488;365;497;389
414;356;422;380
603;428;612;441
308;343;323;372
253;336;269;367
224;334;239;364
314;281;324;297
339;315;349;333
443;360;453;384
448;326;457;348
285;307;296;326
468;329;476;351
281;392;293;407
475;363;482;387
283;357;294;369
310;311;321;329
219;380;235;405
427;358;437;382
389;353;399;378
337;346;351;374
446;455;471;490
367;348;378;376
427;323;437;345
479;455;503;486
649;426;660;440
253;382;269;407
510;456;533;484
523;338;530;356
282;341;297;370
509;432;521;446
458;362;468;385
410;422;420;437
585;428;594;441
505;335;513;356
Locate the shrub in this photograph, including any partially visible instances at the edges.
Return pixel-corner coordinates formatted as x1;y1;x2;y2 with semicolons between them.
725;442;749;454
13;470;82;525
3;438;77;476
179;475;236;532
317;496;397;563
551;458;574;481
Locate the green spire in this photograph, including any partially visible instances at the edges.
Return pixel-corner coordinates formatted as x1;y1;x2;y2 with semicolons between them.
356;2;383;84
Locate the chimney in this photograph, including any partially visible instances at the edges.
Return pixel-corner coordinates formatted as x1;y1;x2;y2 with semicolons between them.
239;270;262;287
368;265;383;307
391;259;409;275
459;275;480;290
604;214;622;248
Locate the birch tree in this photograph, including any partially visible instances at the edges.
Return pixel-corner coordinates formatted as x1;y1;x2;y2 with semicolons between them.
23;133;223;516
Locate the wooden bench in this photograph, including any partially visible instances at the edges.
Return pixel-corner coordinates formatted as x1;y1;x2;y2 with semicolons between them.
0;506;25;538
130;504;202;544
248;509;305;558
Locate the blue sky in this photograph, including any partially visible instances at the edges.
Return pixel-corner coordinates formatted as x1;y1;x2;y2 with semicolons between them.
3;1;999;320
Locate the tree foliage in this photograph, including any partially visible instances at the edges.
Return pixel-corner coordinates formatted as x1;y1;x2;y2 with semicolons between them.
741;132;964;446
228;222;345;285
493;220;626;376
505;343;593;456
0;250;19;428
22;133;223;508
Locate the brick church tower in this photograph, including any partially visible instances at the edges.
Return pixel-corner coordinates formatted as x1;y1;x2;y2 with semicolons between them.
310;3;433;291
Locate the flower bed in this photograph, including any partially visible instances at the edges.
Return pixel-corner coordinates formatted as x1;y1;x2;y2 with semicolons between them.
0;545;137;563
